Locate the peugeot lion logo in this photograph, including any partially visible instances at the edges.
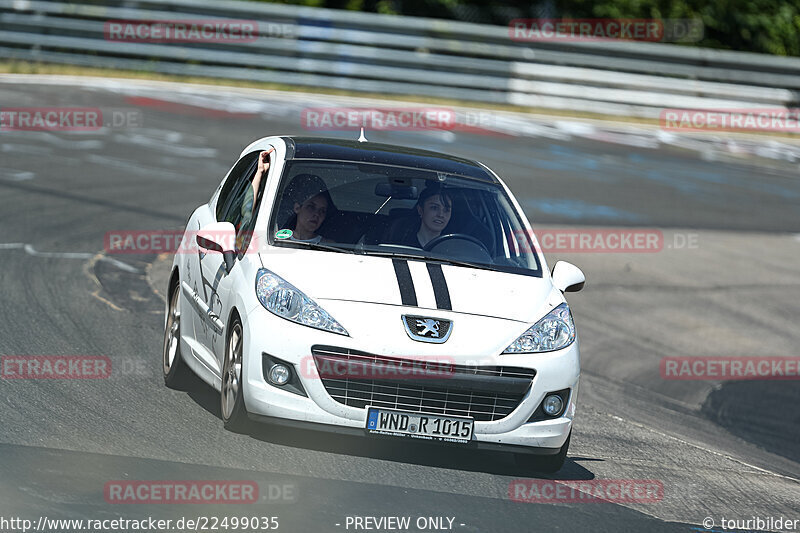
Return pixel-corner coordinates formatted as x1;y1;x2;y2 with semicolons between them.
416;319;440;338
402;315;452;343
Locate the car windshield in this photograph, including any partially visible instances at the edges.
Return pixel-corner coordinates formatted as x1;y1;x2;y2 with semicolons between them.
268;160;542;277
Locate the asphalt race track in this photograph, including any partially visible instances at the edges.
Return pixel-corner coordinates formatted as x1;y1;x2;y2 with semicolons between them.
1;75;799;533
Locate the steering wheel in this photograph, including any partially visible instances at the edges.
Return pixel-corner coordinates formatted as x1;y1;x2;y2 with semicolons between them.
423;233;491;256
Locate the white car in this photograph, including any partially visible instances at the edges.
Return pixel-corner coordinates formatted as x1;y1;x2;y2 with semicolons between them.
163;136;585;472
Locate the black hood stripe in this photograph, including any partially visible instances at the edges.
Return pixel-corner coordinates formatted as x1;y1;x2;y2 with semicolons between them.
392;259;418;306
426;263;452;311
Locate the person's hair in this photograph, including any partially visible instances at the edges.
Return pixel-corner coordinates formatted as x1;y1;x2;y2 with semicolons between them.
281;173;334;230
416;183;452;210
287;173;330;205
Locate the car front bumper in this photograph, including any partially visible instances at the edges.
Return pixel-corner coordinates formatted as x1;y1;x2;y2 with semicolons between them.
242;305;580;452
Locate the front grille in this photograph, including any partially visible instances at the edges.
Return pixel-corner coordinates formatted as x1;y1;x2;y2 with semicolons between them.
312;346;535;422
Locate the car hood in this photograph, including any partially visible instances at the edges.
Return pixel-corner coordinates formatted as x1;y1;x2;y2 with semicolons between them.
259;249;553;323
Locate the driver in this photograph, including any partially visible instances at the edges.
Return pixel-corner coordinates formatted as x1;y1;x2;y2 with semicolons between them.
394;184;453;248
280;173;333;243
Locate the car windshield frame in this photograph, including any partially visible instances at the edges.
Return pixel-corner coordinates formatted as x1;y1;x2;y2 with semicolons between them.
266;158;543;278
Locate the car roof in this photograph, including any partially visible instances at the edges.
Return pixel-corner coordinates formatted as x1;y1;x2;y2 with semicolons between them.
282;136;496;183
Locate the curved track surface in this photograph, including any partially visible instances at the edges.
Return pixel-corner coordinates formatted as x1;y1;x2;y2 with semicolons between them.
1;76;799;533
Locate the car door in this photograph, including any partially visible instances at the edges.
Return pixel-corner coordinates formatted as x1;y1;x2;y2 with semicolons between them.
182;150;258;376
194;148;272;374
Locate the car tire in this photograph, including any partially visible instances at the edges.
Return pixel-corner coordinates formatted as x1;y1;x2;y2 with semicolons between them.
514;431;571;473
221;316;249;433
163;279;192;389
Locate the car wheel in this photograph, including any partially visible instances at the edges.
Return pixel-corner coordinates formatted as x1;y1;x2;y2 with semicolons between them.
221;317;249;432
163;280;192;389
514;431;571;474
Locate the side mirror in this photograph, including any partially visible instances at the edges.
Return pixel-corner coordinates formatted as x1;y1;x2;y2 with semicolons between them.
551;261;585;293
196;222;237;273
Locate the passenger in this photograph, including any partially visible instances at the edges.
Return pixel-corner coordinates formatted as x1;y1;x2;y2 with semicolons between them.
280;173;333;244
394;184;453;248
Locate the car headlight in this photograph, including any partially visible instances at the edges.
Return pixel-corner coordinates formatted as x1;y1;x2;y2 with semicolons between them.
255;268;348;336
503;303;575;353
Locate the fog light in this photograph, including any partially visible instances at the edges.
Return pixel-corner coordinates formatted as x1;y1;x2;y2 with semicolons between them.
543;394;564;416
269;364;291;386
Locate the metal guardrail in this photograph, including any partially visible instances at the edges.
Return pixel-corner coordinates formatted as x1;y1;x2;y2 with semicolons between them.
1;0;799;117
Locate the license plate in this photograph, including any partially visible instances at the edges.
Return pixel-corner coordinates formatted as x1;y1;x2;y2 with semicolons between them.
365;407;474;444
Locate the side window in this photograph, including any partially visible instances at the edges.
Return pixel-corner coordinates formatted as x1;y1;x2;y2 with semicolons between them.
236;156;271;257
216;151;260;223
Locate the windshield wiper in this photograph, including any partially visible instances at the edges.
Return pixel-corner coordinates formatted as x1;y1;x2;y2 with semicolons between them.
273;240;355;254
433;257;496;272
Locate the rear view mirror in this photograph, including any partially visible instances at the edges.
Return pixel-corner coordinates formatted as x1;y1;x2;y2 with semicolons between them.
375;182;418;199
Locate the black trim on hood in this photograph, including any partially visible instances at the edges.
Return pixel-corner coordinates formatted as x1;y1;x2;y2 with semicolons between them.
392;259;418;307
426;263;452;311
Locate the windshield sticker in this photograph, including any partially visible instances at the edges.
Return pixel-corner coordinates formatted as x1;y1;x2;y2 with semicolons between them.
275;229;293;240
